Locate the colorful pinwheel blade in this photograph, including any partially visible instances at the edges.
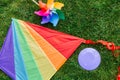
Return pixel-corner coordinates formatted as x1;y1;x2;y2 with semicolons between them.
41;16;50;24
38;1;47;9
50;12;59;26
56;9;65;20
34;10;50;16
54;2;64;10
47;0;54;9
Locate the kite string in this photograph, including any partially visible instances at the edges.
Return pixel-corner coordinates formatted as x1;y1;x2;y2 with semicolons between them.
118;67;120;74
83;39;120;57
32;0;39;6
117;66;120;80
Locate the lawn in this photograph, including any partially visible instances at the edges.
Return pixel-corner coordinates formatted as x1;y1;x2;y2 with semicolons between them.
0;0;120;80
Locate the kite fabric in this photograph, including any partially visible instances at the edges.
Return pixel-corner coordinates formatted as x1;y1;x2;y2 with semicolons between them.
0;19;85;80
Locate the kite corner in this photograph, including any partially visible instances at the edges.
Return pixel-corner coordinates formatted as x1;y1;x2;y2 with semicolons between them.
11;18;15;20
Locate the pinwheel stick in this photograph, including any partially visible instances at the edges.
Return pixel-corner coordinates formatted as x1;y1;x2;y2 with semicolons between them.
32;0;39;6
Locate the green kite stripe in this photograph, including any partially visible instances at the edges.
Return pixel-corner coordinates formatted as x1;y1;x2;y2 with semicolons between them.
18;20;57;80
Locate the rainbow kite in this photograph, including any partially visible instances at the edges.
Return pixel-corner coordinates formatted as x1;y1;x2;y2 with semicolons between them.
0;19;120;80
0;18;85;80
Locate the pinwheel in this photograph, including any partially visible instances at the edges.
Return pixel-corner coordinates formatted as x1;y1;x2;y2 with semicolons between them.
33;0;65;26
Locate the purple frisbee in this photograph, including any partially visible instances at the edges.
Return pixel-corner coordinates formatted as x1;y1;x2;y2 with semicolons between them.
78;48;101;71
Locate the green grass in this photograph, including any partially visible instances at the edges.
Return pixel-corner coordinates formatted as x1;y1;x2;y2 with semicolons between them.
0;0;120;80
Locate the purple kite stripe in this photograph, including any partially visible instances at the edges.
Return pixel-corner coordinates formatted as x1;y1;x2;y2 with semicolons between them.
0;25;15;80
